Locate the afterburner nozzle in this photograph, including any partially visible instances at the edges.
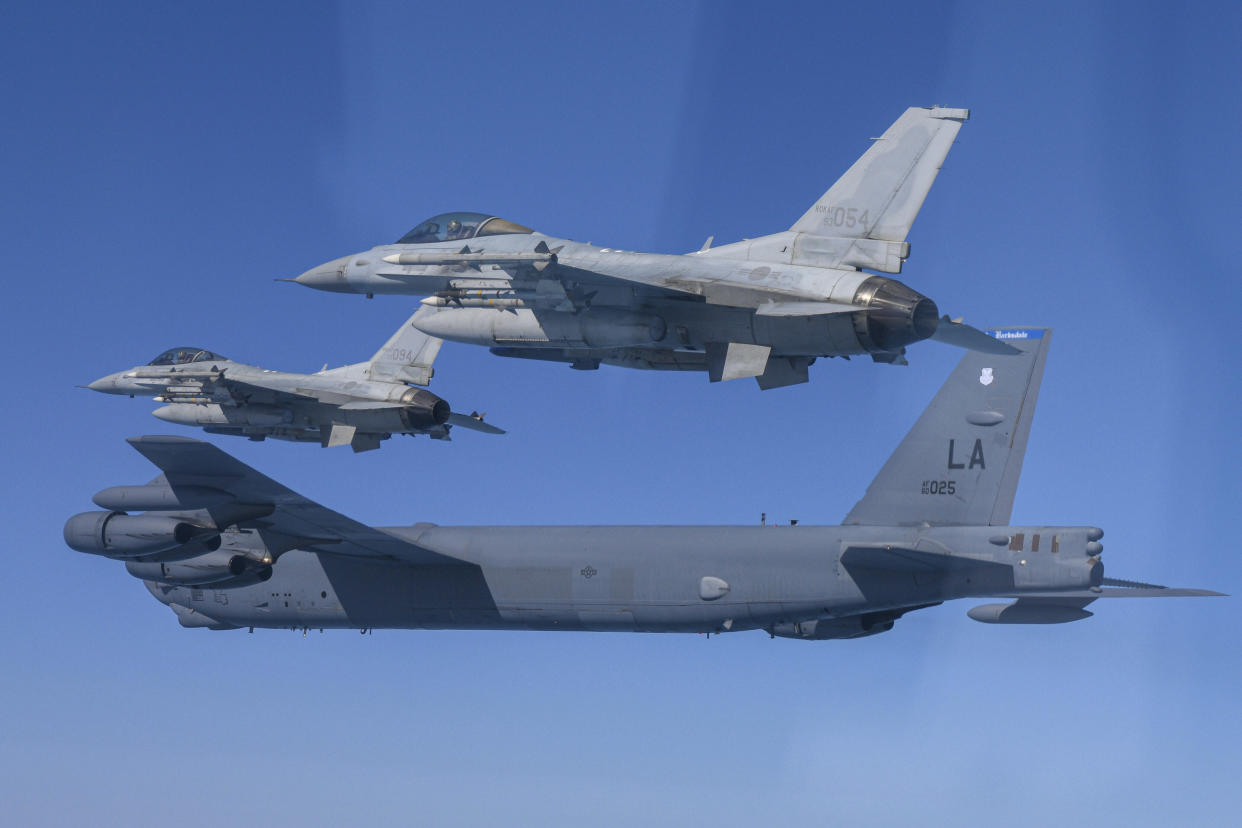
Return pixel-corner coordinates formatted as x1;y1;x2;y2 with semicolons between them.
853;276;939;352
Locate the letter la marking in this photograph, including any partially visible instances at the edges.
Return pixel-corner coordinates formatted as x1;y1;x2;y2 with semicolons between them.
948;438;986;470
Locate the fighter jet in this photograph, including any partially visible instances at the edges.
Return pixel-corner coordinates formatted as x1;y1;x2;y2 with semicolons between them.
294;106;1015;389
65;328;1220;634
86;311;503;452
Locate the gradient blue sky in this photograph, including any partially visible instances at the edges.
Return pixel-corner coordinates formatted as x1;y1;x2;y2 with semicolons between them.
3;2;1239;825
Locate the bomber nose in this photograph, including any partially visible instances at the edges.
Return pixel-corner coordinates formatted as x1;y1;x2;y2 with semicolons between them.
294;255;355;292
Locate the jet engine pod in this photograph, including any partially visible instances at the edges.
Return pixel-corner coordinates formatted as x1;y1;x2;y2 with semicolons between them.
853;276;939;352
63;511;220;559
125;550;273;587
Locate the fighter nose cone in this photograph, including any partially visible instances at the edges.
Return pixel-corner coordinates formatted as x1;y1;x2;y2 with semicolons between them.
294;255;354;292
87;373;122;394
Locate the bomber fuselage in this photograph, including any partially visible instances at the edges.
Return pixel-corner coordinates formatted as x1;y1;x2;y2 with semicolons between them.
145;524;1104;636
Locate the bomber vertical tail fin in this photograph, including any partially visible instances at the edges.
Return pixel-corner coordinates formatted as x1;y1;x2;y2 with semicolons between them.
843;327;1051;527
792;106;968;245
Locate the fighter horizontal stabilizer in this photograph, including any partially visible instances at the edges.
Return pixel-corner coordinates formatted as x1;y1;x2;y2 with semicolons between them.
931;317;1021;355
447;412;505;434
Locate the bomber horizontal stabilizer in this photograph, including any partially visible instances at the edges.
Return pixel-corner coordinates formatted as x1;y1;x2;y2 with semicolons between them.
995;586;1227;599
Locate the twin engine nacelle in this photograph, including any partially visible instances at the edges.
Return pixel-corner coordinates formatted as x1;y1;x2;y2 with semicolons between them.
125;550;273;588
63;511;221;560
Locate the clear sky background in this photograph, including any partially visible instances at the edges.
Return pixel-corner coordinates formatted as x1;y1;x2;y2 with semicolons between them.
2;1;1239;825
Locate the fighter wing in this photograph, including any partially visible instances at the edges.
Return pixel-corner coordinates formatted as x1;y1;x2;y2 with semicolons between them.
209;373;357;405
126;435;458;565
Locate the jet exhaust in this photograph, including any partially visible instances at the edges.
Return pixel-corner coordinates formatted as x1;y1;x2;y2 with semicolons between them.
853;276;940;352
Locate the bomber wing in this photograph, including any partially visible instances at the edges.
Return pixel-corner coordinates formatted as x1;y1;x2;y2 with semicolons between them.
126;435;459;565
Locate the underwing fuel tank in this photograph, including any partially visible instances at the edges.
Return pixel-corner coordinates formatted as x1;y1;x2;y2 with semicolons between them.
413;307;667;349
153;403;291;427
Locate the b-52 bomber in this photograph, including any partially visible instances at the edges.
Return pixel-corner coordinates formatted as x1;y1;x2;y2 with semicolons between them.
65;329;1220;635
86;311;503;452
294;106;1016;389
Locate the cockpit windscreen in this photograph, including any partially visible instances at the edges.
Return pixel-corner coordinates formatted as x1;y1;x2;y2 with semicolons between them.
148;348;224;366
396;212;534;245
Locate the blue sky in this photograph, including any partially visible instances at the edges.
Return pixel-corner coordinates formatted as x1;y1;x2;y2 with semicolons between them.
2;1;1239;824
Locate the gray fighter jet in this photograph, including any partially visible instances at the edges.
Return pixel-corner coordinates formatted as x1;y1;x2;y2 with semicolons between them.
65;328;1220;634
294;106;1016;389
86;311;503;452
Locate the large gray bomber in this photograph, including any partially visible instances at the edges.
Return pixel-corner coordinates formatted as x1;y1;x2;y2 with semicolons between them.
294;106;1017;388
65;328;1220;636
86;311;502;452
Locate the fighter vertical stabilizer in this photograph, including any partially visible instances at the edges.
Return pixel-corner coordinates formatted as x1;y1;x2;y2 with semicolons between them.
350;311;444;386
791;106;969;243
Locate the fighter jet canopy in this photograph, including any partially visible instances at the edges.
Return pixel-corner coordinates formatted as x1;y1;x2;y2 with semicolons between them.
396;212;533;245
148;347;224;366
